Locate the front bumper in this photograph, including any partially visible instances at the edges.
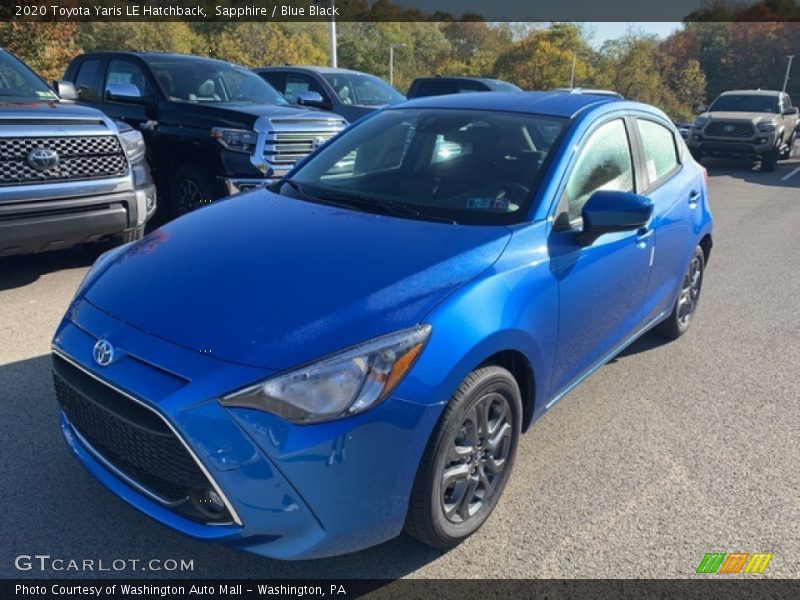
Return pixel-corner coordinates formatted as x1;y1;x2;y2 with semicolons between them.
687;131;776;158
52;300;442;559
0;184;156;256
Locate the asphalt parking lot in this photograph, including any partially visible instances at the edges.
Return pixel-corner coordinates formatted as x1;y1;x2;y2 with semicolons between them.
1;156;798;580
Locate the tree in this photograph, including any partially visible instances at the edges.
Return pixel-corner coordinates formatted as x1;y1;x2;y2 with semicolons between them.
0;21;79;81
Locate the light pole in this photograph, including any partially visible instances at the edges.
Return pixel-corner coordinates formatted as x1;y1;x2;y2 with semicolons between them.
329;0;337;68
389;43;406;87
570;51;577;88
782;55;794;93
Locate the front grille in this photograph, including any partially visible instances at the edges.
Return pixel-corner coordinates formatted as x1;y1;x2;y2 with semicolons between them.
52;354;232;524
0;135;127;185
705;121;755;138
263;118;345;169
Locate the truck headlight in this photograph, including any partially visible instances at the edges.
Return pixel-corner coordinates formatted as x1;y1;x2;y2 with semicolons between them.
211;127;259;153
220;325;431;424
119;128;146;163
692;117;709;128
757;123;776;132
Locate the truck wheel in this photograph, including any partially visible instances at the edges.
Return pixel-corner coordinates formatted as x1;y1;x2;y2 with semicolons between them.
405;366;521;549
170;165;223;216
761;148;778;172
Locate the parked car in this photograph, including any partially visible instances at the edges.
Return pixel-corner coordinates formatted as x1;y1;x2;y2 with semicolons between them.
675;121;691;140
551;88;624;99
63;52;346;215
686;89;799;171
52;91;712;559
255;66;404;122
0;48;155;256
406;76;521;98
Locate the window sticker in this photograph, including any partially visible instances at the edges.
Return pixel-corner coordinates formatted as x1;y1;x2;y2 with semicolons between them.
36;90;57;100
646;158;658;182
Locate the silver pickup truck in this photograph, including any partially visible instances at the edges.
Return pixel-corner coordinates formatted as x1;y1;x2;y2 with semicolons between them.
0;48;156;256
687;89;799;172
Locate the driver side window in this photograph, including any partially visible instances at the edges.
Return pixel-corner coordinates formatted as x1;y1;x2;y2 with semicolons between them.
564;119;634;222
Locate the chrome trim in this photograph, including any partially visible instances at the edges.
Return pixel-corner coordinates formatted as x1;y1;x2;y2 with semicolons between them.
69;424;187;508
0;175;133;203
52;347;243;527
222;177;274;195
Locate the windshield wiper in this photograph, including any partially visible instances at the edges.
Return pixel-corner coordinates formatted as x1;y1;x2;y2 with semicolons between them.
318;191;457;224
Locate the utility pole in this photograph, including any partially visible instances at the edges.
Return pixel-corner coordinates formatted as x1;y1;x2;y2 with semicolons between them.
389;43;406;87
783;55;794;93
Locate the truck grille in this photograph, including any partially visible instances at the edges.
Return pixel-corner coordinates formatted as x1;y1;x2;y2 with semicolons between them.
704;122;754;138
263;118;346;171
0;135;127;185
52;354;234;524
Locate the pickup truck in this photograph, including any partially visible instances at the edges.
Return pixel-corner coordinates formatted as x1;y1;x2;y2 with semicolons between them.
687;89;799;171
0;48;156;256
63;52;347;215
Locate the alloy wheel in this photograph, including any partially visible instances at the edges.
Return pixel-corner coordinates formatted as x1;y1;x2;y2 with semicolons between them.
441;391;512;524
677;254;703;327
176;178;203;215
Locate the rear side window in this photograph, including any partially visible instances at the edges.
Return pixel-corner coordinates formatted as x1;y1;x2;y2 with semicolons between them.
565;119;634;221
74;59;100;101
637;119;679;185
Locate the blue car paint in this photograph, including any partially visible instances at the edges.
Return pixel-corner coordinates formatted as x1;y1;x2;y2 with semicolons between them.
52;92;713;559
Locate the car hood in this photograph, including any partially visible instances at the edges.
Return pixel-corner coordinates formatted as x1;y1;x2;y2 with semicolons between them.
0;100;108;119
703;111;779;124
83;191;511;370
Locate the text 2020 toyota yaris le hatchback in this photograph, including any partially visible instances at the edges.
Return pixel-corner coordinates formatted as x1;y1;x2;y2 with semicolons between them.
52;91;713;559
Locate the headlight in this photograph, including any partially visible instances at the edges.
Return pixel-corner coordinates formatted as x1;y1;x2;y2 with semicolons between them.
119;128;146;163
692;117;709;128
757;122;776;132
220;325;431;424
211;127;259;153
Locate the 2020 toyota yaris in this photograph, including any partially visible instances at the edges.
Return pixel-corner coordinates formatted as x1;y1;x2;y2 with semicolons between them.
52;91;713;559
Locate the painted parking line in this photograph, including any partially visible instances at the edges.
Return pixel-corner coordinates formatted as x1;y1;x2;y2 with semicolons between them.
781;166;800;181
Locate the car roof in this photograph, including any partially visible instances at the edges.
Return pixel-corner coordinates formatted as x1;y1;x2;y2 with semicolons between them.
719;89;783;97
398;91;624;119
256;65;368;76
78;51;235;66
411;76;508;84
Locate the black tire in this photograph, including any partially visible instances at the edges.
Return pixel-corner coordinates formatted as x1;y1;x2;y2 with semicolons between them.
761;148;778;172
170;165;223;216
655;245;705;340
405;365;522;550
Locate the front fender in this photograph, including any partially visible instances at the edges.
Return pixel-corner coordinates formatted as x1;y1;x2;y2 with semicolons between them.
394;223;558;428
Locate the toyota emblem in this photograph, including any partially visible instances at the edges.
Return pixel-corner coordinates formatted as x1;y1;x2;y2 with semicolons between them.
723;124;735;133
92;339;115;367
26;147;59;171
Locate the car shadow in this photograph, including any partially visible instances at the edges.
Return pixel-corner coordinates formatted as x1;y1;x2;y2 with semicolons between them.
702;154;800;189
0;354;444;580
0;245;103;292
610;330;672;362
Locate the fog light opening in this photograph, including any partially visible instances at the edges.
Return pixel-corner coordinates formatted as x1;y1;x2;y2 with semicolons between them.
190;487;228;519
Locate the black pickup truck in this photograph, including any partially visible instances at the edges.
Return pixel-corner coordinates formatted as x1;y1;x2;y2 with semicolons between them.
64;52;346;215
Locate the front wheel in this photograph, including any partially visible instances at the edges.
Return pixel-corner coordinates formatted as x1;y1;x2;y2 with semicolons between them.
655;245;705;340
761;148;778;172
405;366;522;549
170;165;223;216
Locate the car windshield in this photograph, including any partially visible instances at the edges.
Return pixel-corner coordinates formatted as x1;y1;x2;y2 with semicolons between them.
145;57;288;105
322;72;404;107
284;108;567;225
0;50;58;102
710;94;780;113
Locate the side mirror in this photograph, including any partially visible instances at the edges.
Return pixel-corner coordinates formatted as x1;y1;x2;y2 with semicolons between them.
105;82;149;105
578;190;653;245
53;80;77;101
783;106;799;116
297;90;329;110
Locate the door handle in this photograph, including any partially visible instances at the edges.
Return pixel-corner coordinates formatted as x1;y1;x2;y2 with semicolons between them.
688;190;701;208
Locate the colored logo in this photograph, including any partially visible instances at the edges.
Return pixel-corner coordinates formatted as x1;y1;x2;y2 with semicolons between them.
92;339;115;367
26;147;59;171
696;552;773;574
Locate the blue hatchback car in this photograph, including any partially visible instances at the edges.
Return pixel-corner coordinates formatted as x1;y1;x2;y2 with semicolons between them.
52;91;712;559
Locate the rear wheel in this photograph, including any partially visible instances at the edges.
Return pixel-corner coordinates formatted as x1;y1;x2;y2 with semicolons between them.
655;245;705;340
405;366;521;549
170;165;223;216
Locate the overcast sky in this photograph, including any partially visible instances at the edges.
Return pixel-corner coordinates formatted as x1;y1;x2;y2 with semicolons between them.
587;22;683;46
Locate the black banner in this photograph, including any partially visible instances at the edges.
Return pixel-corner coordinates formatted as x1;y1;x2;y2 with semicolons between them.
3;0;800;23
3;579;800;600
